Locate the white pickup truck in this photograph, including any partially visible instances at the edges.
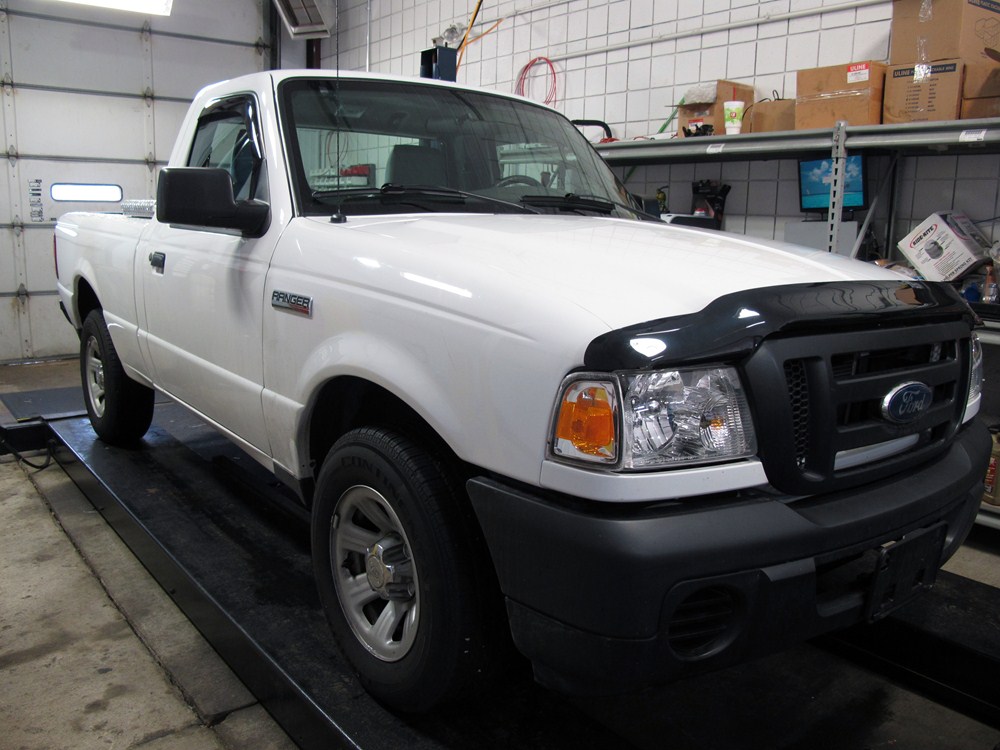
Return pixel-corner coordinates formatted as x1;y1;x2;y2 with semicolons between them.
55;70;990;713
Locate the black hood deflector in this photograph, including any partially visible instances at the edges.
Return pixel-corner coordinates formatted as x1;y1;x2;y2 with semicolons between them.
584;281;974;371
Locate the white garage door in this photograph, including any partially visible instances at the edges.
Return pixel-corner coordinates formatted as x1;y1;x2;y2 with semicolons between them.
0;0;269;362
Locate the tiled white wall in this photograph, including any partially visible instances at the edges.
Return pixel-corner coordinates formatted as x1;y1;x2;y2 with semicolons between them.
327;0;1000;252
333;0;895;140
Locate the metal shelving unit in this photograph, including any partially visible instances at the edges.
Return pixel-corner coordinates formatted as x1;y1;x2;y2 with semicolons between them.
845;118;1000;154
597;117;1000;255
594;127;836;165
595;117;1000;166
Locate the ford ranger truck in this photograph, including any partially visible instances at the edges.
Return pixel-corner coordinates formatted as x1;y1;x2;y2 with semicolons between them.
54;70;990;713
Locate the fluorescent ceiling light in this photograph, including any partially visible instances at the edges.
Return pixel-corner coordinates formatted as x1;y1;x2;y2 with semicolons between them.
46;0;173;15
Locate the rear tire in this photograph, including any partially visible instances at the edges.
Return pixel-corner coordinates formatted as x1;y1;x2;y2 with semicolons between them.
80;310;154;445
311;427;505;713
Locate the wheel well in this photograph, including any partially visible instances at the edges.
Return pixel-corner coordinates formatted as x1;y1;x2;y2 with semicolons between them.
76;279;101;326
307;376;467;492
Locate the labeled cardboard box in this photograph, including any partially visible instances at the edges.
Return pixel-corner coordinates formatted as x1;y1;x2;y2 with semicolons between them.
962;95;1000;118
795;61;886;129
889;0;1000;66
897;210;992;281
677;80;756;137
883;59;964;123
747;99;796;133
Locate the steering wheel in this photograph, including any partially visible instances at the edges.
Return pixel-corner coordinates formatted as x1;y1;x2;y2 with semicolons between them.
496;174;543;188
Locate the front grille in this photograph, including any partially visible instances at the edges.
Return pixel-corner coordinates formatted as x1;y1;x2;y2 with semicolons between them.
830;341;945;378
745;320;970;496
784;358;811;469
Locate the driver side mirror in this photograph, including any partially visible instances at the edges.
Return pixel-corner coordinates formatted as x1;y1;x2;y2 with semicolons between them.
156;167;270;238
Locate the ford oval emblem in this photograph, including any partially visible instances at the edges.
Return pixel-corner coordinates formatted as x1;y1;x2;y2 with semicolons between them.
881;381;933;424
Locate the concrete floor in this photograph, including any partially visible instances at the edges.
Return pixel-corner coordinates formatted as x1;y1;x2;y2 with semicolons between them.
0;359;296;750
3;358;1000;749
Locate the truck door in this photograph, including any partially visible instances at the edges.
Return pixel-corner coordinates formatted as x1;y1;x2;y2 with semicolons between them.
140;94;274;455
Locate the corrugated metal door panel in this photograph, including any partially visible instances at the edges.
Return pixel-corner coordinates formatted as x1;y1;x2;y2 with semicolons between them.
16;90;148;160
0;161;145;227
0;301;25;361
0;0;266;362
0;231;14;281
27;294;79;358
153;100;192;169
0;229;16;365
24;229;78;358
147;1;263;41
0;173;13;226
8;15;146;92
151;39;265;100
5;0;263;47
25;229;58;290
28;161;150;224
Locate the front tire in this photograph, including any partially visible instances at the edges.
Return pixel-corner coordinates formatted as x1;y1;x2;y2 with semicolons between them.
80;309;154;445
311;427;504;713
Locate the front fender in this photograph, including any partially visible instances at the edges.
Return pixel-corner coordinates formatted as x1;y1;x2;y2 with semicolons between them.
263;330;464;479
262;312;587;490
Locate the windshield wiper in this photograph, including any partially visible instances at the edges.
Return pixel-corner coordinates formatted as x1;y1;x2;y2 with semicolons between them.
313;183;540;215
520;193;661;221
380;184;542;213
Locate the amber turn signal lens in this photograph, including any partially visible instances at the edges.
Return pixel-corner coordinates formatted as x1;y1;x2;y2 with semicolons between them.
555;383;616;459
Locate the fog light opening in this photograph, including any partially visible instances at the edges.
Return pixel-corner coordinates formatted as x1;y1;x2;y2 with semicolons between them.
667;586;742;660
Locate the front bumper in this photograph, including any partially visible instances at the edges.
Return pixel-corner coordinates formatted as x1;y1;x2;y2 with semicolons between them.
467;420;990;695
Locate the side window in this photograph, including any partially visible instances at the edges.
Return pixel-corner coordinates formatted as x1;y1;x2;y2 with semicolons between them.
187;97;265;202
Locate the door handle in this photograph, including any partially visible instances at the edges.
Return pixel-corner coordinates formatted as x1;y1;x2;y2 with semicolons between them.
149;251;166;271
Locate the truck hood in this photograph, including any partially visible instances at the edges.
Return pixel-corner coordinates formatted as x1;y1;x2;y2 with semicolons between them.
323;213;905;333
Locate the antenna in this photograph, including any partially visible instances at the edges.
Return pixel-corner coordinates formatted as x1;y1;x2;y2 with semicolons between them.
335;0;340;174
330;0;346;224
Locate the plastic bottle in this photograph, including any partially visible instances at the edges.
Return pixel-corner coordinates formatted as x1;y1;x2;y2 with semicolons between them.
985;264;998;304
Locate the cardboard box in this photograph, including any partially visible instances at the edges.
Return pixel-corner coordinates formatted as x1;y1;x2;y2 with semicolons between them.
962;95;1000;118
747;99;796;133
897;210;992;281
889;0;1000;65
963;59;1000;98
677;80;756;137
795;61;886;129
883;59;964;123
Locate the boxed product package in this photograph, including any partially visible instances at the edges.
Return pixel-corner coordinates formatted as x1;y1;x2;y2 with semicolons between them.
897;210;993;281
883;59;964;123
889;0;1000;65
795;61;886;129
677;80;756;137
747;99;796;133
962;95;1000;118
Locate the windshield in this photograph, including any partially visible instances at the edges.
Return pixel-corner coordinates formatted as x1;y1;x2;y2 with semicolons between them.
278;77;639;219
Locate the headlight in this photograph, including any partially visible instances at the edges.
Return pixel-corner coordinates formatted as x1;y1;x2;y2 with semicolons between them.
622;367;756;469
969;332;983;405
551;366;757;470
